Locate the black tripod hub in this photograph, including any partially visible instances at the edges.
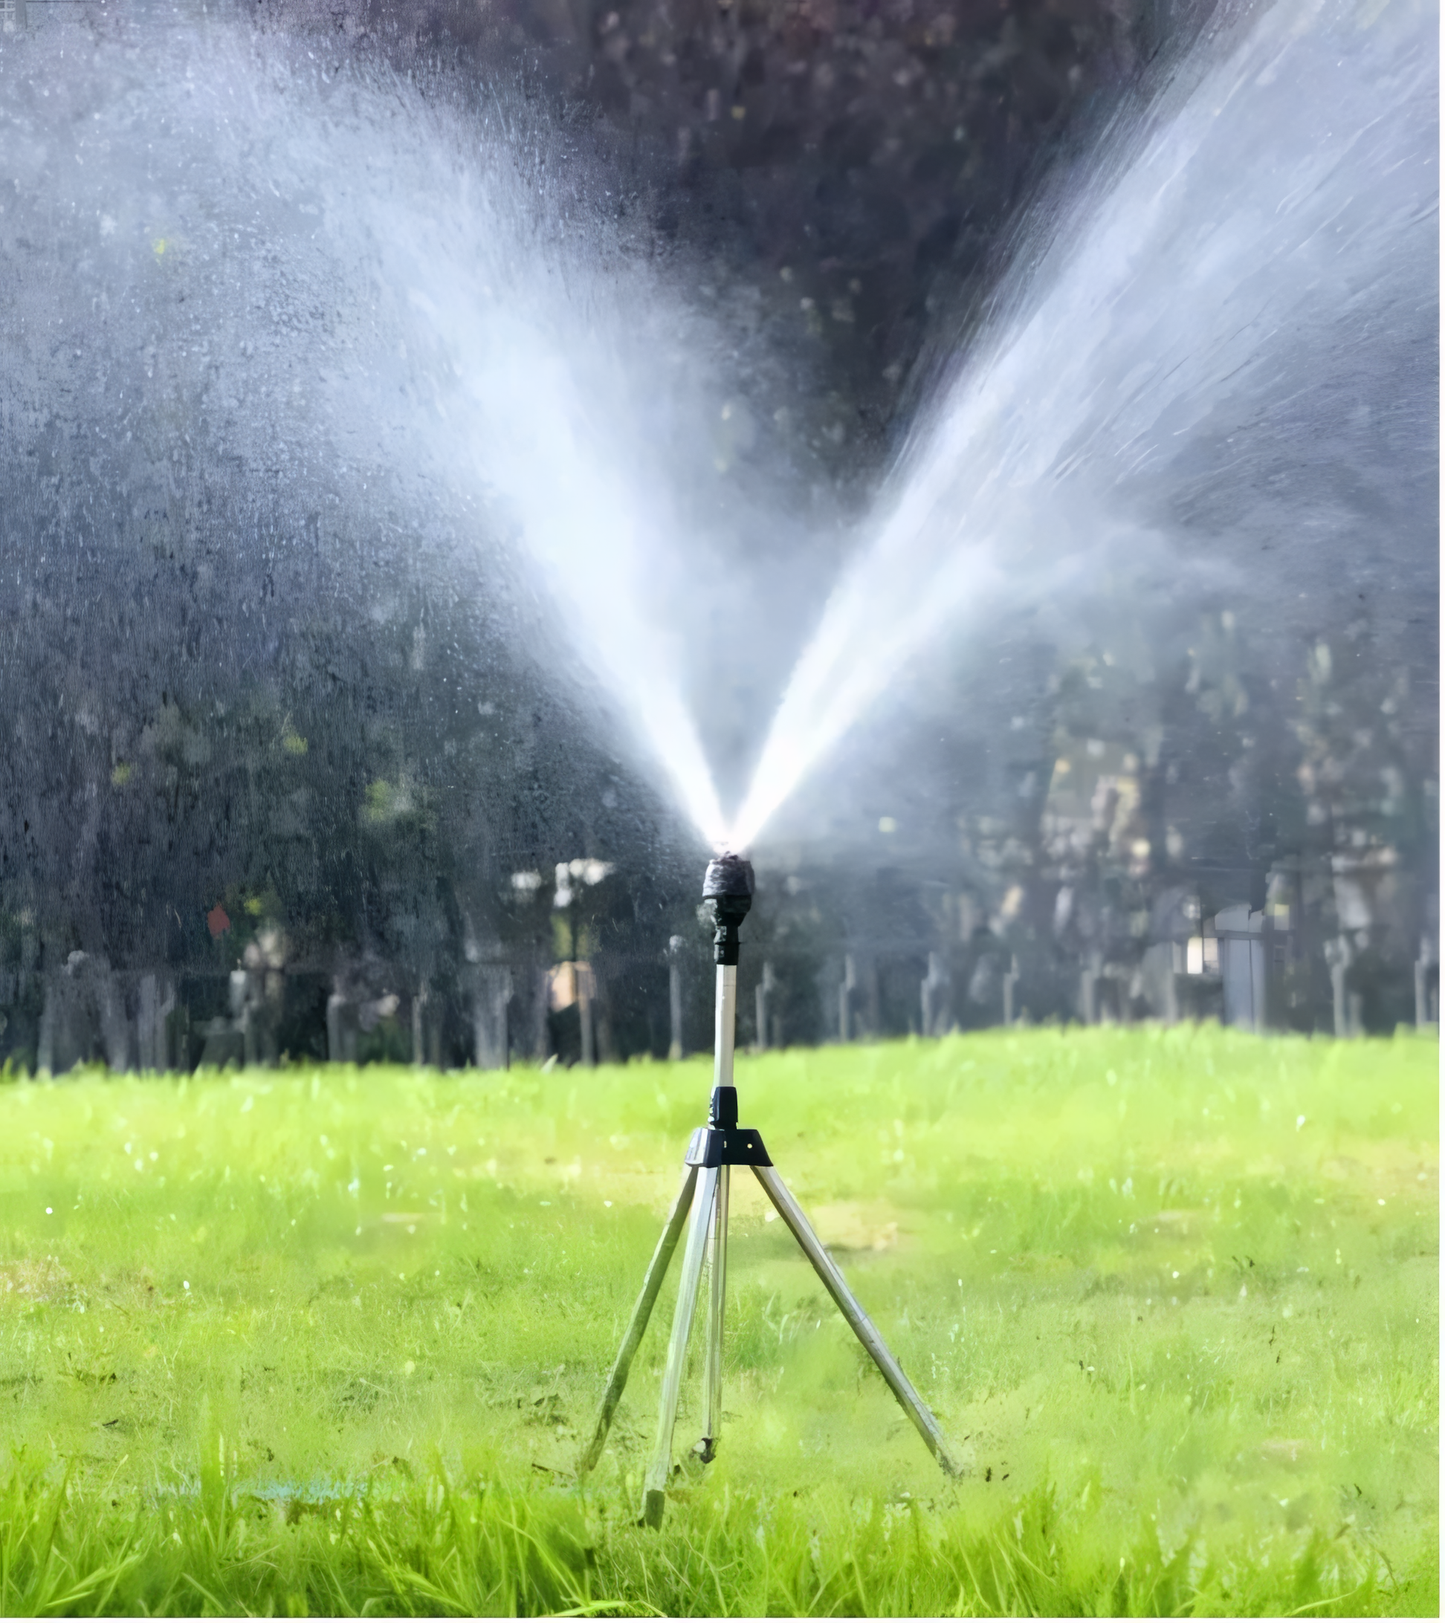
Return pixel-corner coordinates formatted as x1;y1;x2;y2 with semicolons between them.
685;1086;771;1169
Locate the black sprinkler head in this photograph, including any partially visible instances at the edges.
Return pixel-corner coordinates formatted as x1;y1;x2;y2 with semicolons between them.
702;852;754;912
703;852;753;964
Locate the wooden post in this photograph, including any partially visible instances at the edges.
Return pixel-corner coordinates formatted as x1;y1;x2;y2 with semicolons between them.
839;953;856;1042
668;936;684;1060
412;983;428;1067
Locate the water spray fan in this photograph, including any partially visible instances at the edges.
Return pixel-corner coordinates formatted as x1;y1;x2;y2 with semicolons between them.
579;853;961;1526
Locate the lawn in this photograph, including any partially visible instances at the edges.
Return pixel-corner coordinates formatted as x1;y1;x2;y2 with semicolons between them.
0;1026;1434;1616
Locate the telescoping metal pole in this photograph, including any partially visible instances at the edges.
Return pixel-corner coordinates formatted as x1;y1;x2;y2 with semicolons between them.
713;959;737;1091
640;855;752;1524
695;854;750;1465
699;952;736;1462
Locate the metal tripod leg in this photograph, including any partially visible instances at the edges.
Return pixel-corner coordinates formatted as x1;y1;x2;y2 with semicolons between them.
697;1164;729;1462
577;1164;699;1477
752;1163;961;1476
641;1163;718;1527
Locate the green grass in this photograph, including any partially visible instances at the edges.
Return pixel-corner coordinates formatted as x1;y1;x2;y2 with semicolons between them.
0;1025;1433;1615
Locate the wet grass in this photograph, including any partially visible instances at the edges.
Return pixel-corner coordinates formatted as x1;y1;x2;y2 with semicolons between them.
0;1025;1433;1615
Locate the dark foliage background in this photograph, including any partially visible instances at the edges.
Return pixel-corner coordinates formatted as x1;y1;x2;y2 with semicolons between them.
0;0;1435;1068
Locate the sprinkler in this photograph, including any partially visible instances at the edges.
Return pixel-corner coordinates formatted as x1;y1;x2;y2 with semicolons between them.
579;854;962;1528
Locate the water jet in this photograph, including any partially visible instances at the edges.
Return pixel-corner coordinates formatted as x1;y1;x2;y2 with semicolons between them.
727;0;1434;855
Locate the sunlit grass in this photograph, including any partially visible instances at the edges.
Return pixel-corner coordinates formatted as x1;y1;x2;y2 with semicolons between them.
0;1025;1434;1615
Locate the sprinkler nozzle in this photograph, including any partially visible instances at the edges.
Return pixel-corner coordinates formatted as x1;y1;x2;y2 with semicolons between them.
702;852;753;965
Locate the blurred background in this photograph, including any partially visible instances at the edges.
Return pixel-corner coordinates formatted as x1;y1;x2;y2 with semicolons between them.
0;0;1436;1072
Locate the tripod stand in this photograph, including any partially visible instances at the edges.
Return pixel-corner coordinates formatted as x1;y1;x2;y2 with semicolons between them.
579;855;960;1528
